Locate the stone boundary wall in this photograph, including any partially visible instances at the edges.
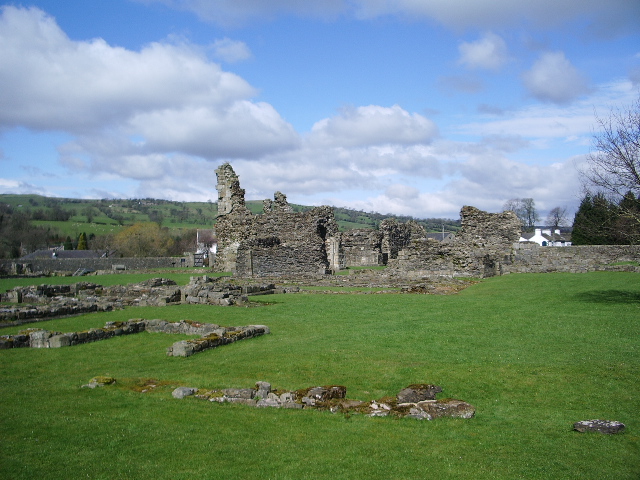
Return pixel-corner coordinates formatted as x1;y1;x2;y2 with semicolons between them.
0;318;269;356
0;256;193;275
503;243;640;274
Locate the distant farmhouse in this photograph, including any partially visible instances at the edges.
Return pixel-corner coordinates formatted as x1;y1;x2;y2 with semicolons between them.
520;228;572;247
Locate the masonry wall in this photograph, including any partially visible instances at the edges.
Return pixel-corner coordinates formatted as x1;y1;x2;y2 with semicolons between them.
214;204;342;276
0;256;192;275
341;229;383;267
503;243;640;273
387;206;522;278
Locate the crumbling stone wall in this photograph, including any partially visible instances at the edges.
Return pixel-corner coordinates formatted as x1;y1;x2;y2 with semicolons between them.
341;229;383;267
213;163;343;276
216;163;249;215
0;277;280;327
388;206;521;278
380;219;426;264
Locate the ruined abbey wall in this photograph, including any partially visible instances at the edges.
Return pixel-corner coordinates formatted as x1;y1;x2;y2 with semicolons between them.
387;206;522;277
341;229;383;267
213;163;343;276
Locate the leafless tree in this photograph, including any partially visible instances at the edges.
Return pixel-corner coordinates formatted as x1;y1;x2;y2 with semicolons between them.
546;207;568;243
580;94;640;233
503;198;539;231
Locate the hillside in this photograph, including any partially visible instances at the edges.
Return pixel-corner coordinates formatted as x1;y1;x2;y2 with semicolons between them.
0;194;460;257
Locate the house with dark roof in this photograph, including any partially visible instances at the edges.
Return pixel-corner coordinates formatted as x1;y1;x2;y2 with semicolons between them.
19;249;113;260
519;228;572;246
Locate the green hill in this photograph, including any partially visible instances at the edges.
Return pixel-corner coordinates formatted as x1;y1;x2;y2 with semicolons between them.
0;194;460;257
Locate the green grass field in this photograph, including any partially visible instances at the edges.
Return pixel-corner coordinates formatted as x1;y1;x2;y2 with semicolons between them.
1;272;638;479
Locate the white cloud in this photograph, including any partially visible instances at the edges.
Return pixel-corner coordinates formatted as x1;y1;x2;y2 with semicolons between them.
0;6;297;159
461;80;636;140
522;51;590;105
128;102;299;158
0;178;48;195
630;66;640;86
138;0;345;26
211;37;252;62
385;184;420;201
309;105;438;148
458;32;509;71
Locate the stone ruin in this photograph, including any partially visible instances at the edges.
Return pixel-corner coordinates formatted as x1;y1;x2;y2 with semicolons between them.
83;377;475;421
0;276;289;328
387;206;522;278
172;381;475;420
212;163;525;278
213;163;343;276
0;318;269;357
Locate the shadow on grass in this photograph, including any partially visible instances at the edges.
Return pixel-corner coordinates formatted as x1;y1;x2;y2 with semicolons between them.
576;289;640;304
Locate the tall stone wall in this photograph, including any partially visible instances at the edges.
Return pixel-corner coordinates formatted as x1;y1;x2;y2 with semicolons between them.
215;163;248;216
341;229;383;267
213;163;343;276
380;219;426;264
387;206;521;278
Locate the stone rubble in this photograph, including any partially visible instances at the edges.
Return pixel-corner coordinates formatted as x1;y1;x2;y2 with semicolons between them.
0;276;279;327
171;381;476;421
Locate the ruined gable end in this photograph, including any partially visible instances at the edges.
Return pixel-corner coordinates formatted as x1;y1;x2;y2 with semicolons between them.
215;163;248;216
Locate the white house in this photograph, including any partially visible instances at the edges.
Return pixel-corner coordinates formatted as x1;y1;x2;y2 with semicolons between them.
520;228;572;247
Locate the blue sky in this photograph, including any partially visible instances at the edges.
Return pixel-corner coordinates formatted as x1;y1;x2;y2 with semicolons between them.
1;1;639;220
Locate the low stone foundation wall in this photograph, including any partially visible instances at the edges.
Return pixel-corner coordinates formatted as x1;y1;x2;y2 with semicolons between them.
170;381;475;420
0;318;269;356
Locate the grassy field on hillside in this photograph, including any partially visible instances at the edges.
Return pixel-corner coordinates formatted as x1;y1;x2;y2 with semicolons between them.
1;272;638;479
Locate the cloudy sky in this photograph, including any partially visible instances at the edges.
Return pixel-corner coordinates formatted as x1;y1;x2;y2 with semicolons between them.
1;1;639;220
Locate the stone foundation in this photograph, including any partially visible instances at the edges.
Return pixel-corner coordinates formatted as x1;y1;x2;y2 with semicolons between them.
0;318;269;355
171;381;475;420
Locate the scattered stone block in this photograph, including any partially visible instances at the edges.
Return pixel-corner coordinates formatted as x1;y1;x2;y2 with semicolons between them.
573;419;625;434
255;381;271;399
416;399;476;419
82;376;116;389
172;387;197;399
48;333;73;348
396;384;442;403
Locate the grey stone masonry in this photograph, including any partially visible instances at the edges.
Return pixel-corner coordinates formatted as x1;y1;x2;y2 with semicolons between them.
0;277;278;327
213;163;343;276
503;243;640;274
0;318;269;355
388;206;522;278
173;381;475;421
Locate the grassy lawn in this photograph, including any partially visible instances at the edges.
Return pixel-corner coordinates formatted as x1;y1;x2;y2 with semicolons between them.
0;272;638;479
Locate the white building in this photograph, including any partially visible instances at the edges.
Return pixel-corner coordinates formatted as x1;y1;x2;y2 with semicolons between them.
520;228;572;247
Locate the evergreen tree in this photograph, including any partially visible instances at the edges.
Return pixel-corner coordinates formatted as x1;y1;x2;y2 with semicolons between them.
63;236;73;250
572;193;618;245
77;232;88;250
